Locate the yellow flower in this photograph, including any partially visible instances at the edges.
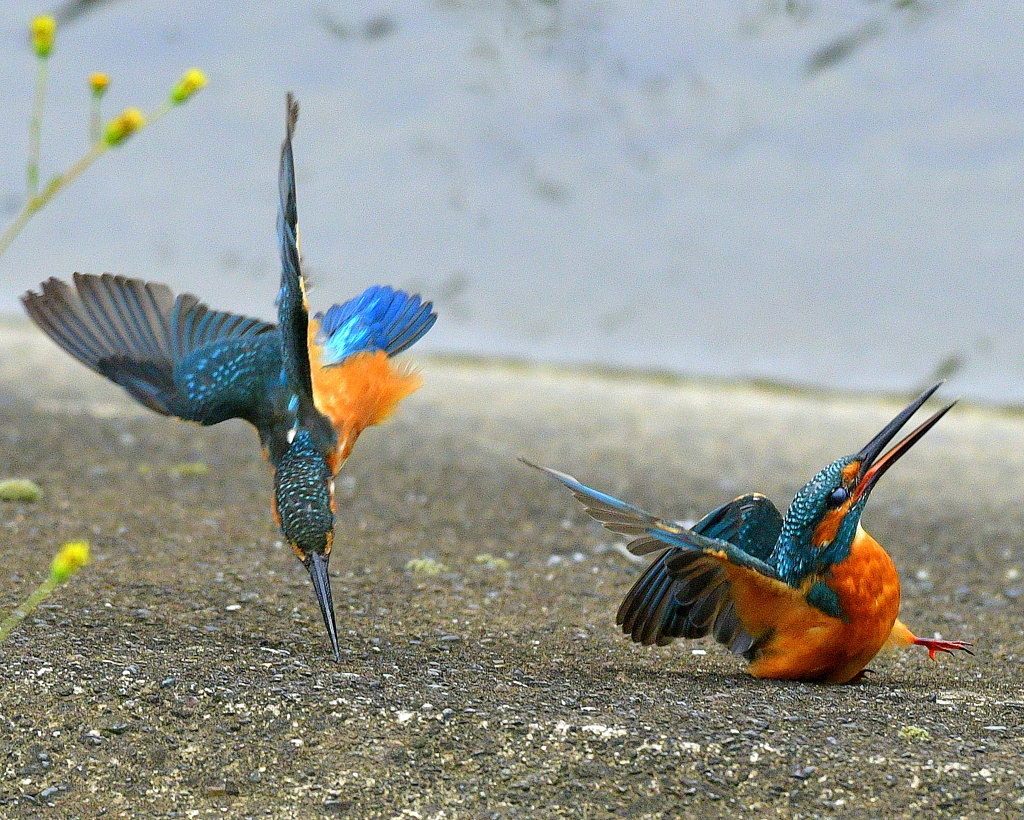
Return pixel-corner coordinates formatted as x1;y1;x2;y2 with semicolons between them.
170;68;208;103
50;541;90;582
30;15;56;58
89;72;110;96
104;108;146;146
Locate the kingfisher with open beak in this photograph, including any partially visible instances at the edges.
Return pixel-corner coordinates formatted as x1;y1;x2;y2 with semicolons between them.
22;94;436;660
527;382;973;683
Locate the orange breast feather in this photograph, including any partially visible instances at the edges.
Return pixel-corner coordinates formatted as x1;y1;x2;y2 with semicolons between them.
308;319;422;468
724;526;902;683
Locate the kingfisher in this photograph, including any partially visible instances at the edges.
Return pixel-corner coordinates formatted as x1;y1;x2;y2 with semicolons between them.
526;382;973;684
21;94;436;661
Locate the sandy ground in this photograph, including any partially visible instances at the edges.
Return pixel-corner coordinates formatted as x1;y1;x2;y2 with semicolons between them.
1;317;1023;819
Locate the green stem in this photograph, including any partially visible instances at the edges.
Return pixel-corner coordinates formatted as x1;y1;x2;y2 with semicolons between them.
0;96;176;261
0;140;108;259
146;98;176;129
27;55;49;196
0;576;58;642
90;96;102;144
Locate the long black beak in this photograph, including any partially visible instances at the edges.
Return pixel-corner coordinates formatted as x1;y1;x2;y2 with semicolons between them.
852;380;957;501
307;552;341;661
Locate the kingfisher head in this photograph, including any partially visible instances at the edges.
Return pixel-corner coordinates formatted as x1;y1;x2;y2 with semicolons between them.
775;381;955;581
272;428;340;660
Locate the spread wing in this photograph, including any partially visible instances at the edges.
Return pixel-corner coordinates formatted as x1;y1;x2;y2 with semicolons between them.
22;273;277;425
525;460;784;655
276;93;337;460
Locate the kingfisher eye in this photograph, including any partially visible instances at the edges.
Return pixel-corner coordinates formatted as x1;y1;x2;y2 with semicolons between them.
828;487;850;506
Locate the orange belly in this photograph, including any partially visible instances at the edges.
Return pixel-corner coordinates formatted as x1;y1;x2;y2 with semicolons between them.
729;526;902;684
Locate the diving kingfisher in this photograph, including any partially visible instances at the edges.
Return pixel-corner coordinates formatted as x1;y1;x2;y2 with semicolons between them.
21;94;436;661
526;382;973;683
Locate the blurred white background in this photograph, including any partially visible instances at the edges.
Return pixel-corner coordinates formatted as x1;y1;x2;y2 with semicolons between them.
1;1;1022;402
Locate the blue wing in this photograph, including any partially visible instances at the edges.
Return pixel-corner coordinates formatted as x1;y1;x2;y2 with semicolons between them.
525;459;784;654
524;460;780;576
276;94;336;457
22;273;277;424
276;94;311;403
314;285;436;366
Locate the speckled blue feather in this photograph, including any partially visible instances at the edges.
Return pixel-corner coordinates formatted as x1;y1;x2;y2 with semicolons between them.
274;429;334;556
769;456;865;586
21;272;299;461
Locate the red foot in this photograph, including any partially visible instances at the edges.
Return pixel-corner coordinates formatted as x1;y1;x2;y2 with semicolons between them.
912;637;974;660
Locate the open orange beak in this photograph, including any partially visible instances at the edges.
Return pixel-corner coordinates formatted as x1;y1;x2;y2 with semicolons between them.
851;381;957;503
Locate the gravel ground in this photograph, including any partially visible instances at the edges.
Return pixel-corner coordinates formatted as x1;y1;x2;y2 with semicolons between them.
1;318;1023;819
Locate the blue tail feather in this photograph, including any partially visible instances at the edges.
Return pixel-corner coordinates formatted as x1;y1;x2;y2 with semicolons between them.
315;286;436;366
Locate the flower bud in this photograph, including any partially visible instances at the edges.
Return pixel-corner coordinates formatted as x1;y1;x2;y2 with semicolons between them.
170;68;208;104
89;72;110;97
30;16;56;59
104;108;146;146
50;541;90;583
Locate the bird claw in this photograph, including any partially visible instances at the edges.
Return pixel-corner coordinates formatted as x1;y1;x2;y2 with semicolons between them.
913;637;974;660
